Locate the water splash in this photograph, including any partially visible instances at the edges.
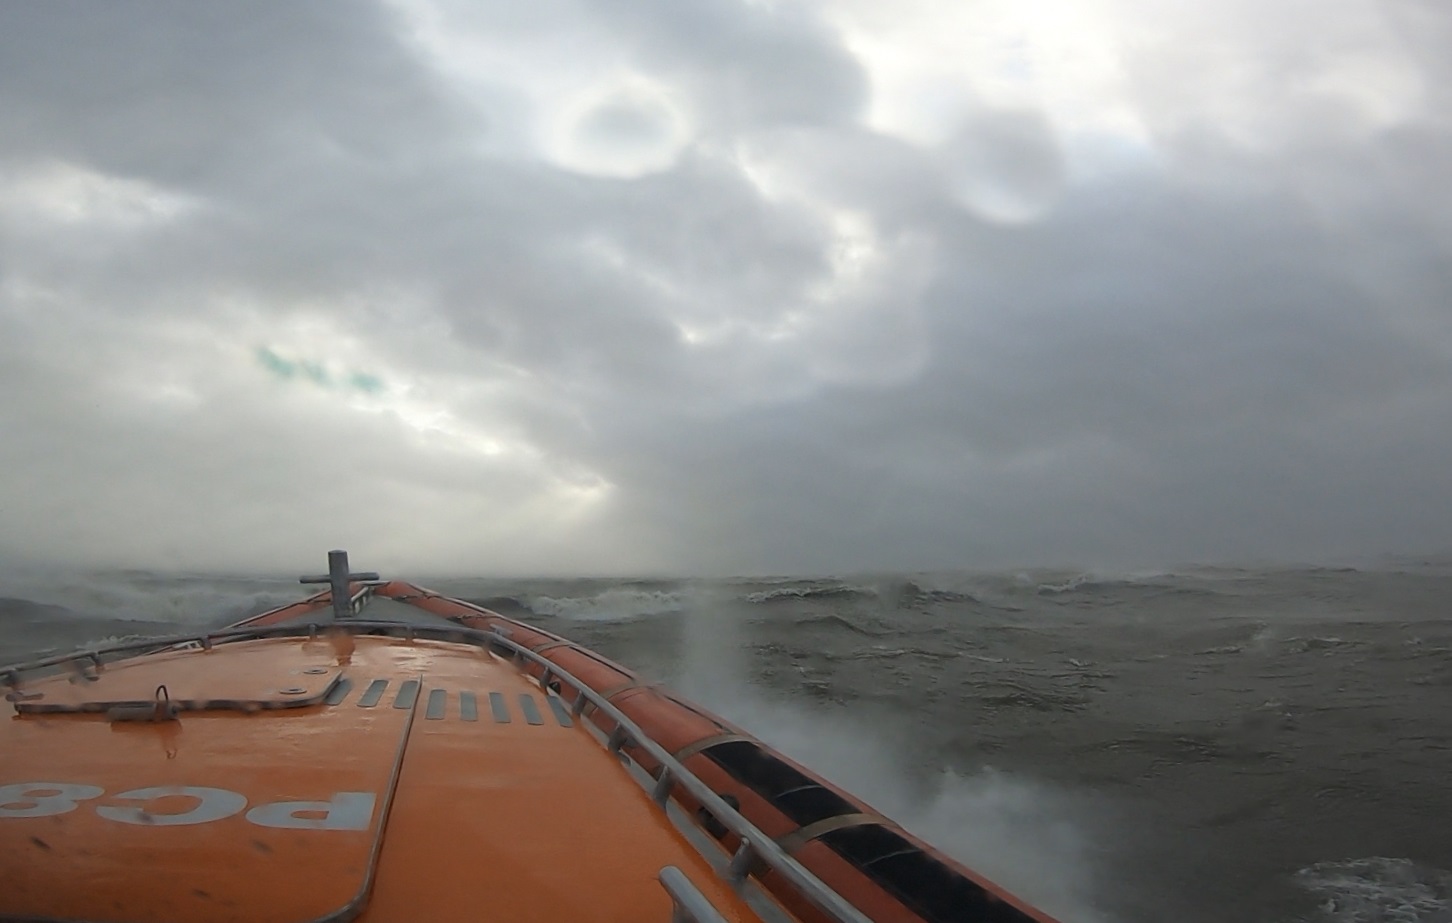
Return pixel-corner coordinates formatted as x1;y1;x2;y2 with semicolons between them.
673;598;1111;923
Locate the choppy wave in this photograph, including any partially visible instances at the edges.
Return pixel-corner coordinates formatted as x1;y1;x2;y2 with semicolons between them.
743;582;877;604
741;577;986;608
789;613;894;637
0;596;73;621
1032;573;1230;605
905;584;983;605
1034;573;1107;596
522;587;689;621
1296;858;1452;923
0;568;298;625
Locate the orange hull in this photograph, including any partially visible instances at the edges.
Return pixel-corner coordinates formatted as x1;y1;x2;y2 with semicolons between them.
1;556;1063;923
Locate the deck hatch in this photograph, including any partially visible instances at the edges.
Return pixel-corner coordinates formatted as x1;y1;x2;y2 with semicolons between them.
10;650;342;715
358;679;389;708
393;680;420;710
518;694;543;726
425;688;447;720
488;691;510;723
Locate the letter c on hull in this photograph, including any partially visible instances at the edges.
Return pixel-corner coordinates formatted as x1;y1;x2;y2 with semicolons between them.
96;786;248;826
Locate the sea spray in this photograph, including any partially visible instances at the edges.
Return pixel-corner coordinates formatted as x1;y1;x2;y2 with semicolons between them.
674;596;1111;923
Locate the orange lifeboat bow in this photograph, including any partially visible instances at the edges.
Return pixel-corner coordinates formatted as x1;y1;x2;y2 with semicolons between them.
1;553;1064;923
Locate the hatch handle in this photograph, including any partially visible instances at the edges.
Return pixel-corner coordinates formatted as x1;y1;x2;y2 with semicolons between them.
107;685;180;723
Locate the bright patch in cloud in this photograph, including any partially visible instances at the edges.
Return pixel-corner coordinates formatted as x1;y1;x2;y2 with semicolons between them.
547;78;693;178
0;161;196;227
828;0;1148;153
388;0;693;175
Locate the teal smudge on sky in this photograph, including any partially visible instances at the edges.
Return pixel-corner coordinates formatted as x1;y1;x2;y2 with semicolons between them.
257;346;297;380
348;372;384;394
256;346;385;395
298;359;330;386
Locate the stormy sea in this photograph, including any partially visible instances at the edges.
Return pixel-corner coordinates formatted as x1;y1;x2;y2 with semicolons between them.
3;560;1450;923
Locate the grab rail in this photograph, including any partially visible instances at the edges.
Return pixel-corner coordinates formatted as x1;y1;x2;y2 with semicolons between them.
1;621;467;688
659;866;729;923
488;627;874;923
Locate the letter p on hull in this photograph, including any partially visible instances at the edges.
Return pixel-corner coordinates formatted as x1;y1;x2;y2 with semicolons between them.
245;792;376;830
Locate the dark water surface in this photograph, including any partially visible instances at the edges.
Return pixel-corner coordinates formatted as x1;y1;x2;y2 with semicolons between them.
4;561;1450;922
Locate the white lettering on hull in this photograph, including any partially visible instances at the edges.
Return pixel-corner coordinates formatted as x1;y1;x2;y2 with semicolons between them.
246;792;376;830
97;786;248;826
0;783;103;818
0;782;376;829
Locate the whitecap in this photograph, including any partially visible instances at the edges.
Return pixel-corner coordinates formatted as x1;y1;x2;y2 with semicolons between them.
1295;857;1452;922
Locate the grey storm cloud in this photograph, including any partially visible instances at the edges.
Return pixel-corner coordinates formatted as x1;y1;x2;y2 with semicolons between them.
1;0;1449;575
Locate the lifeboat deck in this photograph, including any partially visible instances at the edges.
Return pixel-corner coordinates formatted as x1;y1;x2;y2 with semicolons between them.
1;619;792;923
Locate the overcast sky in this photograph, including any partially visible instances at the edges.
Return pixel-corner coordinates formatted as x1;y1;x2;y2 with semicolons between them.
2;0;1449;576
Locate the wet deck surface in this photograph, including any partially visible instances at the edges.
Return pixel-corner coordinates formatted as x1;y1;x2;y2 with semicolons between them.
1;630;767;923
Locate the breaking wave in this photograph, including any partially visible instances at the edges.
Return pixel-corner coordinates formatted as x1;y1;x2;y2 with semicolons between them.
521;588;688;621
743;582;877;604
0;568;298;626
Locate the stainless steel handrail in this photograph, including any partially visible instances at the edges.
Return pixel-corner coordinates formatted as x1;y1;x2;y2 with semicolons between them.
0;620;472;684
659;866;729;923
488;628;874;923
